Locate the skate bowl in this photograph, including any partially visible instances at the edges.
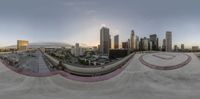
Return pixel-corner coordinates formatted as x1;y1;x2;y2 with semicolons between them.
139;53;192;70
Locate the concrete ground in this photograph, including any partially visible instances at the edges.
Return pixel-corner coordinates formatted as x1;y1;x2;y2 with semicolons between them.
0;52;200;99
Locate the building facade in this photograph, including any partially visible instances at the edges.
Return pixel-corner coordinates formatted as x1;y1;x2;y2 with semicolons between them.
75;43;80;57
17;40;29;51
150;34;159;51
165;31;172;52
100;27;111;55
114;35;119;49
130;30;136;50
162;39;166;51
122;42;128;49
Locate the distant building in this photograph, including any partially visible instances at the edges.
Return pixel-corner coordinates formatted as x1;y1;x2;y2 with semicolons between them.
174;45;179;51
97;45;100;53
192;46;199;52
92;46;98;52
162;39;166;51
149;41;153;51
100;27;111;55
75;43;80;57
150;34;159;50
17;40;29;51
139;37;149;51
181;44;184;51
109;49;128;59
136;36;140;50
143;37;149;51
130;30;136;50
122;42;129;49
128;39;131;49
166;31;172;52
114;35;119;49
79;47;86;56
71;43;86;57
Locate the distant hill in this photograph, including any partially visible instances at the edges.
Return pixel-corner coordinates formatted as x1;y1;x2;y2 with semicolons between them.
5;42;72;49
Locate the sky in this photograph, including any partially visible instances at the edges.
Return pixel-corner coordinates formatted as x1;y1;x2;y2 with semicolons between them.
0;0;200;48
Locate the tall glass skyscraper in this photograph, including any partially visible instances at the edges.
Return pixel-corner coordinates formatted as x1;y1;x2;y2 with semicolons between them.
166;31;172;52
114;35;119;49
100;27;110;55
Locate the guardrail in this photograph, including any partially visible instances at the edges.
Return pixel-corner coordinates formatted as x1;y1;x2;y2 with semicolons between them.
44;53;134;76
0;51;134;82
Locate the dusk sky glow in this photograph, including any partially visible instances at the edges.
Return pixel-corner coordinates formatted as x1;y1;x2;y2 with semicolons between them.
0;0;200;48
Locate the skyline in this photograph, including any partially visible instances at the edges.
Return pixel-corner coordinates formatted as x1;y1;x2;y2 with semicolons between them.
1;0;200;48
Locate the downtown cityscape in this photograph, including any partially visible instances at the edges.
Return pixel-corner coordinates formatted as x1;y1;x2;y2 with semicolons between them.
1;0;200;99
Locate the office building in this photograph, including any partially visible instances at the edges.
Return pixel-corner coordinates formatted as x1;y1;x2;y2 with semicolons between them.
114;35;119;49
17;40;29;51
128;39;131;49
130;30;136;50
162;39;166;51
192;46;199;52
150;34;159;50
100;27;111;55
122;42;128;49
136;36;140;50
166;31;172;52
139;37;149;51
75;43;80;57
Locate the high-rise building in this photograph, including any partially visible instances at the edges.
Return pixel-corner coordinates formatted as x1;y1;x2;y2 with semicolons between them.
122;42;128;49
114;35;119;49
165;31;172;52
139;37;149;51
128;39;131;49
109;34;111;49
143;37;149;51
75;43;80;57
100;27;111;55
130;30;136;50
150;34;159;51
136;36;140;50
162;39;166;51
17;40;29;51
149;41;153;51
71;46;75;55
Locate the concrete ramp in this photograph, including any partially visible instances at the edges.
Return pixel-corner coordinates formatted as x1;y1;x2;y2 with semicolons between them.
0;53;200;99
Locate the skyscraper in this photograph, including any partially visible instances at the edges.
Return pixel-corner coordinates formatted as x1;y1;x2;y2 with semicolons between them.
139;37;149;51
150;34;159;51
122;42;128;49
162;39;166;51
136;36;140;50
114;35;119;49
128;39;131;49
75;43;80;57
130;30;136;50
165;31;172;52
100;27;110;55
